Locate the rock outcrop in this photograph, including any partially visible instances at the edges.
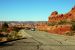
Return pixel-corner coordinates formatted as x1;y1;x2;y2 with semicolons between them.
47;6;75;35
48;6;75;23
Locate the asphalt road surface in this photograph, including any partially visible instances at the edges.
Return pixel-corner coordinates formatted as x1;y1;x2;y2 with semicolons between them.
0;29;75;50
0;38;40;50
25;30;75;50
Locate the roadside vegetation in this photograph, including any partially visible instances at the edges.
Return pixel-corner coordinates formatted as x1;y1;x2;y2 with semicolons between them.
0;22;26;42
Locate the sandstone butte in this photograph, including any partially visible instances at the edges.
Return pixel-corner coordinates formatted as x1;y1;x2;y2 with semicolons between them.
37;6;75;35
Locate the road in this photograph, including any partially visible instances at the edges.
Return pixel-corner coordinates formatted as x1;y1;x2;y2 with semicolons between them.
0;29;75;50
25;30;75;50
0;38;40;50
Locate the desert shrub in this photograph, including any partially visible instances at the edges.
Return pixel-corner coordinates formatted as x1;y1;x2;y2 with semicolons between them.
2;22;8;28
48;22;56;26
13;27;21;32
2;22;8;32
7;31;18;40
57;20;67;25
65;31;74;36
71;23;75;31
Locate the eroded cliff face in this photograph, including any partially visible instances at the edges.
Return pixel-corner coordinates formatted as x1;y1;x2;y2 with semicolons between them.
48;6;75;23
47;6;75;35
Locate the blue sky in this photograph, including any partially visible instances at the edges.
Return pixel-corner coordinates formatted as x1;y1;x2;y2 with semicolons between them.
0;0;75;21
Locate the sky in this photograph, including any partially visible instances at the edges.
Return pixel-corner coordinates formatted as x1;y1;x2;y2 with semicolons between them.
0;0;75;21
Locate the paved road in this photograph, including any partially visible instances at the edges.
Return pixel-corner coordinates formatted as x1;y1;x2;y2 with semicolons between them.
25;30;75;50
0;30;75;50
0;38;40;50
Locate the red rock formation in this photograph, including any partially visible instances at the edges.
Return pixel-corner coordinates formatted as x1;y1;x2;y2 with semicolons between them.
51;11;58;16
48;6;75;23
35;6;75;35
47;6;75;35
